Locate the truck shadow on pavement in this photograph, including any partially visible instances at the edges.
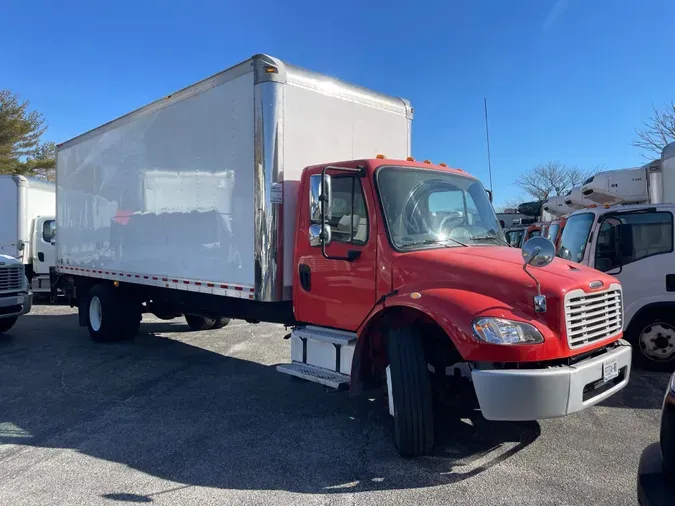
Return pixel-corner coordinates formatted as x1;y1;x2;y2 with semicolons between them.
0;311;655;498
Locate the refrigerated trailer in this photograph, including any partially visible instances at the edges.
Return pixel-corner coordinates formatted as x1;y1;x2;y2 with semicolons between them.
53;54;631;457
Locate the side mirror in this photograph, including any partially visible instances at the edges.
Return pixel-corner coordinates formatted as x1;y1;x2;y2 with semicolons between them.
310;174;332;224
522;236;556;313
486;189;493;203
522;237;555;268
309;224;332;247
309;174;332;247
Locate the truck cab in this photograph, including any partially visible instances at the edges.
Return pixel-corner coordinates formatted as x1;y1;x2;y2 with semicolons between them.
545;217;567;249
281;157;631;456
558;204;675;370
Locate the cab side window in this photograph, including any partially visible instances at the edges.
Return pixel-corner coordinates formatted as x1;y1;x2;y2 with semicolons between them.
594;211;673;272
42;220;56;243
328;176;369;245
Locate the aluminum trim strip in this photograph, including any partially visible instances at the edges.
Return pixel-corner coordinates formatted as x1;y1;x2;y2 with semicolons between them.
56;265;255;300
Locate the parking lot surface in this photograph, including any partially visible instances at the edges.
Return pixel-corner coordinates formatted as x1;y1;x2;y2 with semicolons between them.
0;305;669;505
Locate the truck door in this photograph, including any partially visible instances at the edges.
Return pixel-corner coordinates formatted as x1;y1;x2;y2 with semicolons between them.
32;217;56;276
591;209;675;324
294;173;377;331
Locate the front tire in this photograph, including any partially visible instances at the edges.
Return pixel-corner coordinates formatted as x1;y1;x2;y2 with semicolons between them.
386;327;434;457
0;316;18;334
85;284;141;342
628;310;675;372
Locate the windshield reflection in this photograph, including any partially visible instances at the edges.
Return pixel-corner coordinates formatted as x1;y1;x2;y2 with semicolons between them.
377;167;504;250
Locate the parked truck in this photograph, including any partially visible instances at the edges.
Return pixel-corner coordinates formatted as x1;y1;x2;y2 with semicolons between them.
52;54;631;456
0;175;56;294
558;143;675;370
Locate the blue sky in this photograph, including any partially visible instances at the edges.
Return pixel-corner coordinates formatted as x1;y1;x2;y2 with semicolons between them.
3;0;674;207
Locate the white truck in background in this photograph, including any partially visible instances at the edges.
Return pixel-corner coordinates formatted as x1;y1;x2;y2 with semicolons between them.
558;143;675;370
0;175;55;332
0;175;56;294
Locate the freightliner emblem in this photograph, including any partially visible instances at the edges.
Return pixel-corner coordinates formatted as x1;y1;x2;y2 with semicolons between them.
589;280;603;289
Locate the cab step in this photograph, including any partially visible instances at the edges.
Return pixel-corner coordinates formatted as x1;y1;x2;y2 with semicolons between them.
276;363;350;389
277;325;356;389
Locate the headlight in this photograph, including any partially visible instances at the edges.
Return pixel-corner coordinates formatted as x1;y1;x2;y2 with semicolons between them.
472;317;544;345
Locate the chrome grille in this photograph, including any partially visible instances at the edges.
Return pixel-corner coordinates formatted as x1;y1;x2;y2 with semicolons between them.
564;287;623;349
0;265;24;292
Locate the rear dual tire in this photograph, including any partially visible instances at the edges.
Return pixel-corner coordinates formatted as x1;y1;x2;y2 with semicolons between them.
85;284;141;342
184;315;230;331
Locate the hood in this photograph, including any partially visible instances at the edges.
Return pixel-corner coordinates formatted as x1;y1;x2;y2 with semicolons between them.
0;254;22;266
392;246;618;316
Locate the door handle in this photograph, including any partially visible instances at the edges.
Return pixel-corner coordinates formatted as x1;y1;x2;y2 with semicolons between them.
299;264;311;291
38;252;44;262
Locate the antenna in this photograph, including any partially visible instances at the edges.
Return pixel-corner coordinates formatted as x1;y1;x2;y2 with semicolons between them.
484;97;493;195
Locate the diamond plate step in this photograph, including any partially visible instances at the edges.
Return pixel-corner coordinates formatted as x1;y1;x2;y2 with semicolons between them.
277;362;350;389
293;325;356;346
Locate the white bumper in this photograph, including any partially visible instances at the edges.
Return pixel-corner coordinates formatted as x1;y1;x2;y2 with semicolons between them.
0;292;33;319
472;340;632;421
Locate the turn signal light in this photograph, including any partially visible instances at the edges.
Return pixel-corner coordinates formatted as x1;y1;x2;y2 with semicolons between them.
406;157;415;161
439;162;447;167
376;154;386;159
423;160;431;164
604;203;611;208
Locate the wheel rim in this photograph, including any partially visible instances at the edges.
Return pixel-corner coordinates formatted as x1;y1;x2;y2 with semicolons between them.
639;322;675;362
89;296;103;332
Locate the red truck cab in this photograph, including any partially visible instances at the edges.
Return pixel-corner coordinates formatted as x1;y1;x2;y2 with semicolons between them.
284;157;632;456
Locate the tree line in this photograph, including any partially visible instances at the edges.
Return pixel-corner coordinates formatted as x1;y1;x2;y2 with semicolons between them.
0;90;56;181
1;87;674;190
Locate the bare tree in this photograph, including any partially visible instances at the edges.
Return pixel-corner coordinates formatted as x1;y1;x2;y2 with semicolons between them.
495;197;526;213
633;102;675;158
515;162;592;201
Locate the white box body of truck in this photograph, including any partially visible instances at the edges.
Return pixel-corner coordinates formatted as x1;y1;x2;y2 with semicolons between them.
0;175;56;292
56;54;412;303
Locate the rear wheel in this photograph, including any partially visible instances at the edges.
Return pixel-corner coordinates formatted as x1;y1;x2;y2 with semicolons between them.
212;317;231;329
386;327;434;457
85;284;141;342
185;314;217;331
628;310;675;372
0;316;18;334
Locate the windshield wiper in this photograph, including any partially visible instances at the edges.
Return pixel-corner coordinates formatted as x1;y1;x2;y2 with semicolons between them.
400;237;469;248
469;234;512;247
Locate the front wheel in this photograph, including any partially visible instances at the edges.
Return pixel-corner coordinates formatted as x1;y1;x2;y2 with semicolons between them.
386;327;434;457
0;316;18;334
628;310;675;372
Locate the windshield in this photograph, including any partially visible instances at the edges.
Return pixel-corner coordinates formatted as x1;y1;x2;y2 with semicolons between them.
505;229;525;247
557;212;595;263
377;166;503;249
546;223;561;243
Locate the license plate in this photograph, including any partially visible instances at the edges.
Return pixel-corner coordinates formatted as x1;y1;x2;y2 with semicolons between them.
603;359;619;382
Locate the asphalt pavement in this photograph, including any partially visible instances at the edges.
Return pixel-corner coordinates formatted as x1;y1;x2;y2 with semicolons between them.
0;304;669;505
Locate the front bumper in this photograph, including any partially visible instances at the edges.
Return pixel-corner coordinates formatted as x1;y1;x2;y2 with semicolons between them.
0;291;33;319
472;339;632;421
